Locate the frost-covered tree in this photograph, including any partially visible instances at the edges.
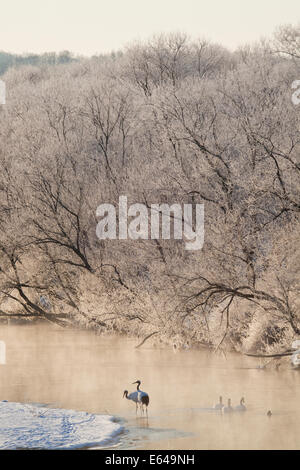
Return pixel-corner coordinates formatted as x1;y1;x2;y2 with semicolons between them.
0;28;299;352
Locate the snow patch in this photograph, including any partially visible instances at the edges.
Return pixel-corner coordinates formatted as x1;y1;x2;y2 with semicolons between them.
0;401;123;449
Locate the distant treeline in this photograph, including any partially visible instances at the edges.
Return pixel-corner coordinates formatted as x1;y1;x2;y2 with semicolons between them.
0;50;76;75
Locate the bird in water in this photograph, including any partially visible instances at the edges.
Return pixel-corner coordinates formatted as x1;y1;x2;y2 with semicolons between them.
235;397;246;412
214;396;224;410
267;410;272;417
132;380;150;416
223;398;233;413
123;389;140;414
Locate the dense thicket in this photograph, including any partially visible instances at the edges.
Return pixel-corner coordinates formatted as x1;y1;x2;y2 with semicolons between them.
0;26;299;353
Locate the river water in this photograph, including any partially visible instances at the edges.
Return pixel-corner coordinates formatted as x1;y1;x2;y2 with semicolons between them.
0;324;299;450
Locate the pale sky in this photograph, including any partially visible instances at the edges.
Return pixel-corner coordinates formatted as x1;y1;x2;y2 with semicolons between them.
0;0;299;55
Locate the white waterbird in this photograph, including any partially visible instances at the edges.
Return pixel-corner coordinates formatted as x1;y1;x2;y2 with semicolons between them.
214;396;224;410
132;380;150;416
223;398;233;413
123;389;140;414
235;397;246;412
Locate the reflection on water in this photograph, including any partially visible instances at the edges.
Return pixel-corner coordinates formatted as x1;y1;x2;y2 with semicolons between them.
0;324;299;450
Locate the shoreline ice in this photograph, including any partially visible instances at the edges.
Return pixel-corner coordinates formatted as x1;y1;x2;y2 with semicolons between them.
0;401;123;450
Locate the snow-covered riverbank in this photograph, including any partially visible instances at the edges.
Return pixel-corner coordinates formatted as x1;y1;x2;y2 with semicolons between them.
0;401;123;449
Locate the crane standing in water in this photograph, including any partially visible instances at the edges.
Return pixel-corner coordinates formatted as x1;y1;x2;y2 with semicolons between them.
133;380;150;416
123;390;140;414
123;380;150;416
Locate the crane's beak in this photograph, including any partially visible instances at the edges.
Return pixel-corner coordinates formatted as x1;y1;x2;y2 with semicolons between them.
132;381;138;384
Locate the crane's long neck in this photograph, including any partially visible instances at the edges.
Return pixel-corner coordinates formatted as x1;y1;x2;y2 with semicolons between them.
136;383;140;391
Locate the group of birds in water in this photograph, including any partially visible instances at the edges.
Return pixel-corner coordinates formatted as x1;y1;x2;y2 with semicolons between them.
214;396;272;416
214;396;246;412
123;384;272;418
123;380;150;416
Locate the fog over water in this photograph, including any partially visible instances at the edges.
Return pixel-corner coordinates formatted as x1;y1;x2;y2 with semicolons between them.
0;324;299;449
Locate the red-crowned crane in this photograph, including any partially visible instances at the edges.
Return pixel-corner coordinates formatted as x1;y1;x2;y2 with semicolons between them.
123;390;140;414
132;380;150;416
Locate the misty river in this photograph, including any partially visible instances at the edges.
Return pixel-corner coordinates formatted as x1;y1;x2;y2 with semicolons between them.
0;324;299;450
